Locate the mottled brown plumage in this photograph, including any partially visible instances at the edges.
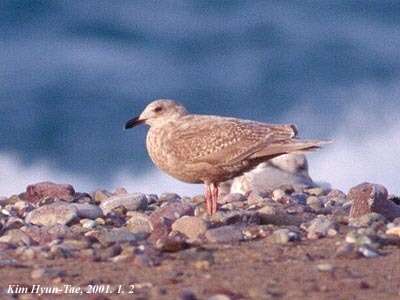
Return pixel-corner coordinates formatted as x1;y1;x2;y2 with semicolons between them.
125;99;328;214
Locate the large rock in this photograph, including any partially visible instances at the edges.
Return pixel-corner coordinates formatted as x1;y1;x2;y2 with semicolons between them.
25;202;78;226
100;193;147;215
172;216;208;240
348;183;400;221
230;154;315;194
25;182;75;203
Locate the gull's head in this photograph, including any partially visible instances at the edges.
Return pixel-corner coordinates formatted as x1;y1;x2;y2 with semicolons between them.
125;99;188;129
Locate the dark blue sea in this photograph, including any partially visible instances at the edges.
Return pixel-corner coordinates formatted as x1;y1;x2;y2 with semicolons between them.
1;1;399;195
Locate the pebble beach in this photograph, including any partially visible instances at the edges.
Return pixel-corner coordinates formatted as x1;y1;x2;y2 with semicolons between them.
1;180;400;299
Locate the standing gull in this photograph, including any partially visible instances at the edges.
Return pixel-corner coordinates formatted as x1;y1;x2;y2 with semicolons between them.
125;99;328;215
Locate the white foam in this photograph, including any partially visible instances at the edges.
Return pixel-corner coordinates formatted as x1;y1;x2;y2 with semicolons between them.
0;153;94;197
0;152;200;197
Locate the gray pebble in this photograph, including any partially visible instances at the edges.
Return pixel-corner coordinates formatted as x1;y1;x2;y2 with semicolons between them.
205;225;244;243
100;193;147;215
72;203;103;219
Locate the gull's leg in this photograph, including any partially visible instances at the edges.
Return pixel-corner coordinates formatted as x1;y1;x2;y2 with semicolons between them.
210;183;219;215
204;183;212;215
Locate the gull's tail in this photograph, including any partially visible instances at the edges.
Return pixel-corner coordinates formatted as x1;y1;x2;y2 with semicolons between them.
250;139;332;160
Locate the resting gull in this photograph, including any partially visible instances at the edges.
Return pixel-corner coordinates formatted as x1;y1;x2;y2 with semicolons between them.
125;99;329;215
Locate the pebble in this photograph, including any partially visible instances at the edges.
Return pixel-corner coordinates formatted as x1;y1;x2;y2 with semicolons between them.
304;215;337;239
205;225;244;243
247;192;269;207
25;181;75;203
159;193;181;203
291;192;307;205
272;189;286;201
210;210;259;225
100;193;148;215
386;226;400;237
306;196;323;211
180;289;198;300
14;200;33;214
345;231;379;249
133;254;156;268
49;244;75;259
172;216;208;240
0;229;32;246
61;239;90;251
0;258;27;268
348;182;400;221
0;196;8;206
126;212;153;238
22;224;74;244
95;218;106;225
71;203;103;219
358;246;379;258
0;242;13;251
31;267;65;279
326;188;346;199
258;206;305;226
25;202;78;226
335;243;361;258
86;228;139;246
80;219;97;229
218;193;247;204
305;187;325;196
151;201;194;222
94;244;123;261
208;295;231;300
317;263;334;272
16;247;37;260
93;190;112;202
271;228;300;244
242;226;268;240
4;216;24;230
349;212;386;227
156;232;188;252
111;254;131;263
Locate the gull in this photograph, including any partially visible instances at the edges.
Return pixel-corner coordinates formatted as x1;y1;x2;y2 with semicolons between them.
125;99;328;215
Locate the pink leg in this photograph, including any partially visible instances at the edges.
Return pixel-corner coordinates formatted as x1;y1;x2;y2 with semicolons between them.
210;183;219;215
204;184;212;215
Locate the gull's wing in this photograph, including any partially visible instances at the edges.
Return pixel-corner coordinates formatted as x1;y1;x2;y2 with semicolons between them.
166;115;300;166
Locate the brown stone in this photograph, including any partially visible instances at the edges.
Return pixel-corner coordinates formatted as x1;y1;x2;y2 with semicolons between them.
348;182;400;221
25;181;75;203
148;202;194;243
172;216;208;240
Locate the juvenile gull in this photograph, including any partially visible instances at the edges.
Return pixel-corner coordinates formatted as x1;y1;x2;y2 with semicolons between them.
125;99;329;215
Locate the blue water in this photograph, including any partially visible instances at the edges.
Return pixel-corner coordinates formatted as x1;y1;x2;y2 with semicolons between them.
1;1;400;191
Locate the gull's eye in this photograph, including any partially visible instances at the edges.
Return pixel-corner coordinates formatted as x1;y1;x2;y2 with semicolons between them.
154;106;162;113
